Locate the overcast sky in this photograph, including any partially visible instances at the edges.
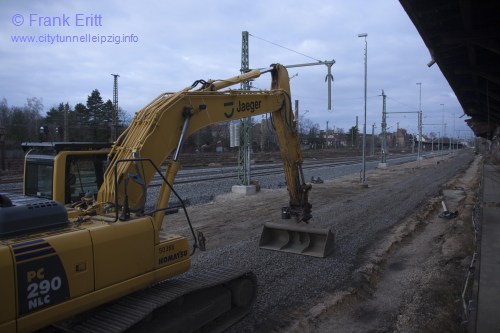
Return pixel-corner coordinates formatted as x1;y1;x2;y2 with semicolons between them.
1;0;474;138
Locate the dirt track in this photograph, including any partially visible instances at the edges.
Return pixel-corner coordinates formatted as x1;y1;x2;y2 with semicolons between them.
164;150;479;332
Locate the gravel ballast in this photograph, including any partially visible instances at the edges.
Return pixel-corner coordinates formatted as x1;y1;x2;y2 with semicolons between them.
163;150;476;332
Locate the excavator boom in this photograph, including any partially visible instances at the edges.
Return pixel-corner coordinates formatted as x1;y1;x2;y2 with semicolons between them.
98;65;315;230
98;64;333;257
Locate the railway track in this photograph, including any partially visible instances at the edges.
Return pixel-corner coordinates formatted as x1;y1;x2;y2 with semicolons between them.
159;155;378;186
151;152;425;186
0;152;422;196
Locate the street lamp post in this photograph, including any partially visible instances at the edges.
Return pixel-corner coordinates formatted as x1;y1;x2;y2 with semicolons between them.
440;103;445;152
444;121;450;152
358;33;368;186
416;82;422;162
452;112;455;153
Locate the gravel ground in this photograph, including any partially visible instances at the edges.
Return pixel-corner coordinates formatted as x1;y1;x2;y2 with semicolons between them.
162;150;476;332
0;150;470;332
156;153;424;208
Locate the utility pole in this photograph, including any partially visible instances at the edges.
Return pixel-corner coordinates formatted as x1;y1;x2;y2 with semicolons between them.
439;130;442;153
64;103;69;141
379;90;387;168
418;111;422;161
353;116;358;147
358;33;368;186
326;120;329;148
371;123;376;156
0;127;4;170
416;82;422;163
440;104;445;152
111;74;119;142
396;122;399;148
235;32;336;190
452;112;455;153
443;121;450;152
295;100;300;143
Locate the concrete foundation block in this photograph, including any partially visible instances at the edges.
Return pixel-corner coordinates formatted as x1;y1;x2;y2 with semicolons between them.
378;162;388;169
232;185;257;195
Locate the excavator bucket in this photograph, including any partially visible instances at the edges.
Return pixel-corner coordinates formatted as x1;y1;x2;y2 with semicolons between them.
259;222;335;258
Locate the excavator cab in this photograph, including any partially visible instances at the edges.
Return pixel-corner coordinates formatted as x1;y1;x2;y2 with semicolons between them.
22;142;111;204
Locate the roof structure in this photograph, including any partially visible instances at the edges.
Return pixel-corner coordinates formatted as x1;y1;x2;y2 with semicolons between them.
399;0;500;139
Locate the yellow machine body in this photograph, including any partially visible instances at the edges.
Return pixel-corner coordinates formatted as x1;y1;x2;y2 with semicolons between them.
0;213;190;333
0;64;332;332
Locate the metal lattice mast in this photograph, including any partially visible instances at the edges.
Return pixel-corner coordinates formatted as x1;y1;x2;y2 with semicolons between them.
234;32;337;185
238;31;251;186
111;74;119;141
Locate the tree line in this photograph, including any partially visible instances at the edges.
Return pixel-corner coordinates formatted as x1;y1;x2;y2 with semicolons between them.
0;91;415;155
0;89;130;150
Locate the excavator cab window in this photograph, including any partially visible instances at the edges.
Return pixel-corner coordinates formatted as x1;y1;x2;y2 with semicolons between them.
23;143;110;204
65;154;107;203
24;161;54;199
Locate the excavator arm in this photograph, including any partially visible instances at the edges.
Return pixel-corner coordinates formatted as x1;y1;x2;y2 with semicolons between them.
97;64;312;230
96;64;333;258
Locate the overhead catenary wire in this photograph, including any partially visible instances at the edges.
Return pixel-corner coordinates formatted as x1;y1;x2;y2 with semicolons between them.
245;33;336;111
386;95;417;111
249;33;322;63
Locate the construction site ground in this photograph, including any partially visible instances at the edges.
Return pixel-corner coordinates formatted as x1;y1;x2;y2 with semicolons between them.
165;150;479;332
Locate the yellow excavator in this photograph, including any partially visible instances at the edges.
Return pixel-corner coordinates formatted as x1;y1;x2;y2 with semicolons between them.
0;64;334;333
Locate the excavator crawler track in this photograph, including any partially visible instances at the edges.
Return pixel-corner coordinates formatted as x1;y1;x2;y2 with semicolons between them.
51;267;256;333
